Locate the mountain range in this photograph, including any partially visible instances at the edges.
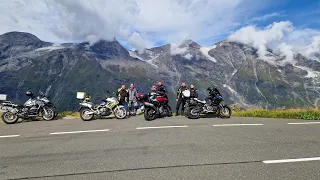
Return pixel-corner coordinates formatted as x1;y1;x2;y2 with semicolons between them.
0;31;319;111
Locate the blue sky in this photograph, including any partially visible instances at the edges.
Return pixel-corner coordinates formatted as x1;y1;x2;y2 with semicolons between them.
193;0;320;47
255;0;320;28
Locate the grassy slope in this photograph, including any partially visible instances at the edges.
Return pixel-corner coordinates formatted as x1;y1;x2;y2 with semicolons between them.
1;109;319;121
56;108;320;120
232;109;320;120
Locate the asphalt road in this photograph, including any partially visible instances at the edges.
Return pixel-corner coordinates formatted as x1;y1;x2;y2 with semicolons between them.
0;116;320;180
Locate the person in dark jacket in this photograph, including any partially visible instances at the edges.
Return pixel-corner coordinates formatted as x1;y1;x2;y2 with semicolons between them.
176;81;188;116
189;84;198;98
156;80;167;96
116;84;129;114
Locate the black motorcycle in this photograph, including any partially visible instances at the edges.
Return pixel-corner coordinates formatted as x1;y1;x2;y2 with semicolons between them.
184;87;231;119
0;91;55;124
137;92;173;121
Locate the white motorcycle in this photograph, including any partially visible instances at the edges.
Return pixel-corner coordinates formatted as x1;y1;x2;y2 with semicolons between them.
0;91;55;124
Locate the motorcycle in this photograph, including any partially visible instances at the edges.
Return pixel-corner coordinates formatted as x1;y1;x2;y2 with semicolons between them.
37;91;58;118
137;92;173;121
183;87;231;119
0;91;55;124
77;91;127;121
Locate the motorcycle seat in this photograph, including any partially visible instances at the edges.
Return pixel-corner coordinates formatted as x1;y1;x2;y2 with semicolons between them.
193;98;206;104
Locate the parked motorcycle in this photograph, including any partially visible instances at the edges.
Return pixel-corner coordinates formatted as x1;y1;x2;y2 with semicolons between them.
137;92;173;121
77;91;127;121
183;87;231;119
0;91;55;124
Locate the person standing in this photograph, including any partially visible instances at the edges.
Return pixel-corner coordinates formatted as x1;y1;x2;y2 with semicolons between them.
156;80;167;97
176;81;188;116
189;84;198;98
128;83;138;115
116;84;129;115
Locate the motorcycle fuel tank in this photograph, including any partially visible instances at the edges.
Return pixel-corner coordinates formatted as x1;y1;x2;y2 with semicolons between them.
156;96;168;103
24;99;35;107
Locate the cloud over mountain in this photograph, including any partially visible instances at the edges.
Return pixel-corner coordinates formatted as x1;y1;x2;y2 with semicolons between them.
0;0;319;55
0;0;268;50
228;21;320;64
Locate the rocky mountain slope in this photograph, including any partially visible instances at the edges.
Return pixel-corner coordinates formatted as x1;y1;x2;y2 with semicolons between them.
0;32;319;111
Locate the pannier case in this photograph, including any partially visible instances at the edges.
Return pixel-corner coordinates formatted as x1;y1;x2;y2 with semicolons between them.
0;94;7;101
76;92;85;100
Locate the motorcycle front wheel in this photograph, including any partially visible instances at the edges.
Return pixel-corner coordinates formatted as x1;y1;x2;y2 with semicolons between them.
42;108;55;121
80;108;94;121
144;107;156;121
113;107;127;119
219;105;231;118
2;112;19;124
187;106;200;119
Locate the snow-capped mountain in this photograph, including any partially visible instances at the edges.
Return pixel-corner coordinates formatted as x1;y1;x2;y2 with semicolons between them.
0;31;319;110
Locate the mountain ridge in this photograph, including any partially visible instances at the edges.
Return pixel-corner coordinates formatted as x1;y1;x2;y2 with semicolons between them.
0;31;319;110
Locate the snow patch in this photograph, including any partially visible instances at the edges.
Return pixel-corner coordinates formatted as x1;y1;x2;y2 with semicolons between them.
293;65;319;78
35;44;65;51
200;46;217;62
128;50;158;68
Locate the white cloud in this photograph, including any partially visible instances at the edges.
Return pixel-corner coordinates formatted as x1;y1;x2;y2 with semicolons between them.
170;45;188;56
127;32;147;54
228;21;320;64
250;12;281;22
184;53;193;60
0;0;267;50
86;35;100;45
170;40;192;55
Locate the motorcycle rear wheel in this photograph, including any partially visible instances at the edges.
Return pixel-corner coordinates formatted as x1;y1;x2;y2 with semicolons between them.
144;108;156;121
2;112;19;124
80;108;94;121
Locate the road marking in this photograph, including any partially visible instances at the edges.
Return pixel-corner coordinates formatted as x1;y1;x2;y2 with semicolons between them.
287;122;320;125
136;125;188;130
50;129;110;135
0;135;20;138
263;157;320;164
213;124;264;127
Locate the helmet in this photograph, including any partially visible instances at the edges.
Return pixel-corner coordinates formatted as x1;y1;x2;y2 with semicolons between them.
26;91;33;97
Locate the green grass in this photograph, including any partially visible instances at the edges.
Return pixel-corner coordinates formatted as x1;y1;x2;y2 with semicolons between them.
233;108;320;120
58;111;80;118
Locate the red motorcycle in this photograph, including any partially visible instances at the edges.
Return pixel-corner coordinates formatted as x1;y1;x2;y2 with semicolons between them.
137;92;173;121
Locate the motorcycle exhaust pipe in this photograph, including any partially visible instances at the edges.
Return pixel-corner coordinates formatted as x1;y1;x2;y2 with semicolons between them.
192;108;202;113
85;111;94;115
144;102;154;107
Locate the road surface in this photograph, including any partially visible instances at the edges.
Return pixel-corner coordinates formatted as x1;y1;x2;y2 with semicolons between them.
0;116;320;179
